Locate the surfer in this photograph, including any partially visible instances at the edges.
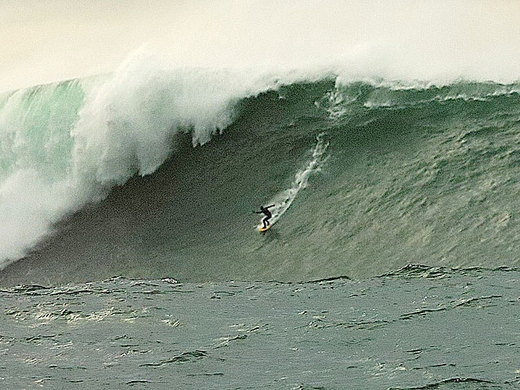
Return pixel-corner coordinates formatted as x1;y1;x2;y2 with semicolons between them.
254;204;275;229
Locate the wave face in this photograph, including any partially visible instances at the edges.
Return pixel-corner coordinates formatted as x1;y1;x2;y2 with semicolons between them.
1;68;520;285
0;57;290;270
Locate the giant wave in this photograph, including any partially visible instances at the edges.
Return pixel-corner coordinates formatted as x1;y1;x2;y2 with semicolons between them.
1;55;520;285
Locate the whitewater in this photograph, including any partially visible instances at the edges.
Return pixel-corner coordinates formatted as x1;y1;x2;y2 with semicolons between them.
1;0;520;278
1;2;520;387
1;55;520;284
256;133;329;230
0;56;288;268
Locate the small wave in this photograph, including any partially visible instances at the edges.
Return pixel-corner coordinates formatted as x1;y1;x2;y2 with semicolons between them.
388;377;495;390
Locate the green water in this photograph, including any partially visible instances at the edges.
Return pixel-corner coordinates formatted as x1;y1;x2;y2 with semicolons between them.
1;76;519;389
1;267;518;389
2;80;520;285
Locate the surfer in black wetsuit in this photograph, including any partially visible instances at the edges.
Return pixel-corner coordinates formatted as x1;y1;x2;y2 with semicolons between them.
254;204;275;228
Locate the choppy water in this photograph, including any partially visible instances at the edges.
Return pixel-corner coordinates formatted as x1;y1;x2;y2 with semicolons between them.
1;266;518;389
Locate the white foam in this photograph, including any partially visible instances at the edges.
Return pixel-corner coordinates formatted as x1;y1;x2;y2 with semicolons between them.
0;52;316;268
258;133;329;229
3;1;520;92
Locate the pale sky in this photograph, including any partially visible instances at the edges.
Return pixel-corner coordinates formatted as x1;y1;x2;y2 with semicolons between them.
1;0;519;91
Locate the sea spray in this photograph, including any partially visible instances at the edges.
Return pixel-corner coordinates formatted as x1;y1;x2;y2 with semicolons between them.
258;133;329;229
0;52;306;268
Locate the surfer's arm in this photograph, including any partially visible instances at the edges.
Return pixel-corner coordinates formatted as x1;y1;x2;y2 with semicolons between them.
266;204;275;208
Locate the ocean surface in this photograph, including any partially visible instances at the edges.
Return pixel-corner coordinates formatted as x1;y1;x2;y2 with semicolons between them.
1;267;518;389
0;65;519;388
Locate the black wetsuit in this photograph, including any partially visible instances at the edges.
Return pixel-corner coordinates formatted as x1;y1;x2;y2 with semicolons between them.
255;205;275;228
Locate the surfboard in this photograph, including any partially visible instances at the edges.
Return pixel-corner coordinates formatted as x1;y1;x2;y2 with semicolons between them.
258;225;271;232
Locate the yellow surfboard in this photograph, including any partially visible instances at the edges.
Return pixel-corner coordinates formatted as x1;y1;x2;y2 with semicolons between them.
258;225;271;232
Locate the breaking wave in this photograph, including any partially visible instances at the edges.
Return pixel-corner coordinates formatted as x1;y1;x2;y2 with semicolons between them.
1;53;520;285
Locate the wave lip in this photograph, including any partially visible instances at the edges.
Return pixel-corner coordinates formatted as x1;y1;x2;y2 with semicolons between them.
0;52;311;269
